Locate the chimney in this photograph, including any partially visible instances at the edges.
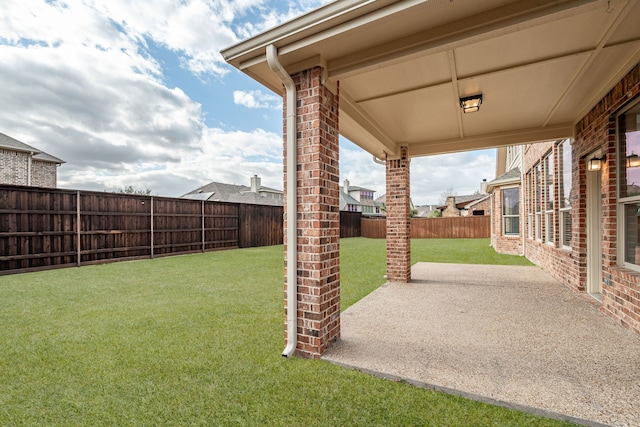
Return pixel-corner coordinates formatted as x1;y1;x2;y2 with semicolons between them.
343;179;350;193
250;175;261;193
480;178;487;194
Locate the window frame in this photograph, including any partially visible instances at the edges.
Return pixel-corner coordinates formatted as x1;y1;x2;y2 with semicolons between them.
544;151;555;245
525;171;533;240
502;186;520;236
534;162;542;241
617;98;640;271
559;139;573;250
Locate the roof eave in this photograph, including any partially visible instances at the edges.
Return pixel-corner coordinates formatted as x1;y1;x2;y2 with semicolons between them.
221;0;379;66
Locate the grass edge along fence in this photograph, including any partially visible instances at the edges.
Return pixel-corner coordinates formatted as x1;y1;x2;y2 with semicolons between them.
0;185;284;275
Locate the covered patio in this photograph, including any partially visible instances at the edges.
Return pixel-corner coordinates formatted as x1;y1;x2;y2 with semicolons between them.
323;263;640;427
222;0;640;358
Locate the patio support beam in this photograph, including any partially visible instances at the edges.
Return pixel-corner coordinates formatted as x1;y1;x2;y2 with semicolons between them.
285;66;341;359
386;146;411;282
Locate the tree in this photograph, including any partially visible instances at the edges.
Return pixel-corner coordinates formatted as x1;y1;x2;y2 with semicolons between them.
439;187;457;205
117;186;152;195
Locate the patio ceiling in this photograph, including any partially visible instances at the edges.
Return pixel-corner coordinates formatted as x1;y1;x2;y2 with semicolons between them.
221;0;640;159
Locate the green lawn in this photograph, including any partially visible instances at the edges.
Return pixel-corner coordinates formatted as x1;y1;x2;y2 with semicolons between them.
0;238;566;426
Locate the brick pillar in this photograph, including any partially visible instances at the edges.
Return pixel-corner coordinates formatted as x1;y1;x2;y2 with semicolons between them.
283;66;340;359
386;146;411;282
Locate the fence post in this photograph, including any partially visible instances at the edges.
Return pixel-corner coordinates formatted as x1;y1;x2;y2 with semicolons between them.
202;200;205;252
76;191;81;267
150;196;154;259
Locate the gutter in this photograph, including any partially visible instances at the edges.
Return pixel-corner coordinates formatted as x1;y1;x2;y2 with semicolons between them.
266;44;298;358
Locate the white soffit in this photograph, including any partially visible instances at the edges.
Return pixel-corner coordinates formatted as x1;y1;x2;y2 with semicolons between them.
221;0;640;159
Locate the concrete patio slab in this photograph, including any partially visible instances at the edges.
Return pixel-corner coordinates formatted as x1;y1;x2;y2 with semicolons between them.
322;263;640;427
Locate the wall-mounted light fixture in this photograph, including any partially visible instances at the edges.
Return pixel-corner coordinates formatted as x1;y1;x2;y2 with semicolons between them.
627;153;640;168
459;94;483;113
587;155;605;171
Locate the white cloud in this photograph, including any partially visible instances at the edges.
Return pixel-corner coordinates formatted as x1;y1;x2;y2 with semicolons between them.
0;0;298;196
233;90;282;109
0;0;495;204
339;140;495;206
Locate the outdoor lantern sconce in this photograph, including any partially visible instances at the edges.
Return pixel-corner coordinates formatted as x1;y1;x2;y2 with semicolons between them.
588;155;605;171
627;153;640;168
459;94;483;113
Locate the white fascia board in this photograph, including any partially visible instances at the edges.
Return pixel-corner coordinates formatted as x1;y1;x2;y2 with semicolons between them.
408;123;575;158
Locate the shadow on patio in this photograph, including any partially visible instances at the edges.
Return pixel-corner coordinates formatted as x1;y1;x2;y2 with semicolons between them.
323;263;640;427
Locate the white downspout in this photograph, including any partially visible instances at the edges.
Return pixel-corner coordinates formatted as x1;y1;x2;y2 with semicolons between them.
266;44;298;358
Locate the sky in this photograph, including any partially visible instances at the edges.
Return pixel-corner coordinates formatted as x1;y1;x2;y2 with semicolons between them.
0;0;496;206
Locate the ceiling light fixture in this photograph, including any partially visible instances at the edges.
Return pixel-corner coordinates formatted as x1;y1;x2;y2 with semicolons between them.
459;94;483;113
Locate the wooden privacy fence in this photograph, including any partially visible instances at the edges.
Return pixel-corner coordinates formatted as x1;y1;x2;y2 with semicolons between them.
362;215;490;239
340;211;362;238
0;185;284;275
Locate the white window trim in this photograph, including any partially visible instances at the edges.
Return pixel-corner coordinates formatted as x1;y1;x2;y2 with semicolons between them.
502;185;520;236
534;163;543;241
559;207;571;250
559;139;573;250
617;99;640;272
543;151;555;245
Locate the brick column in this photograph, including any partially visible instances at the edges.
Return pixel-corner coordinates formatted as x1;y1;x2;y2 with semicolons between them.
283;66;340;359
386;146;411;282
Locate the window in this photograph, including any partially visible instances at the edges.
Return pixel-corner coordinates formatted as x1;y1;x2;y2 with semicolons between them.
502;187;520;235
618;100;640;267
544;152;554;243
534;163;542;240
559;139;572;248
526;171;533;239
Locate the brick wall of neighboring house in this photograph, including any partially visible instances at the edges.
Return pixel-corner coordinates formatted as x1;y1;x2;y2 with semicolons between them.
283;66;340;359
522;63;640;336
491;188;523;255
0;149;29;185
442;196;459;217
469;197;491;216
31;160;57;187
0;150;58;187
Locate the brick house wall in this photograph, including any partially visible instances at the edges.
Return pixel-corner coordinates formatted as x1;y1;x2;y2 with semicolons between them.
522;141;581;292
490;187;523;255
0;149;29;185
519;63;640;336
572;63;640;336
0;149;58;188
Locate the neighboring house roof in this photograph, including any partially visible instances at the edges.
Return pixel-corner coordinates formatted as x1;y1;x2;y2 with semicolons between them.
339;187;360;210
437;194;485;211
486;168;521;193
181;180;283;206
347;185;375;192
0;132;65;164
464;195;491;210
374;194;415;212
